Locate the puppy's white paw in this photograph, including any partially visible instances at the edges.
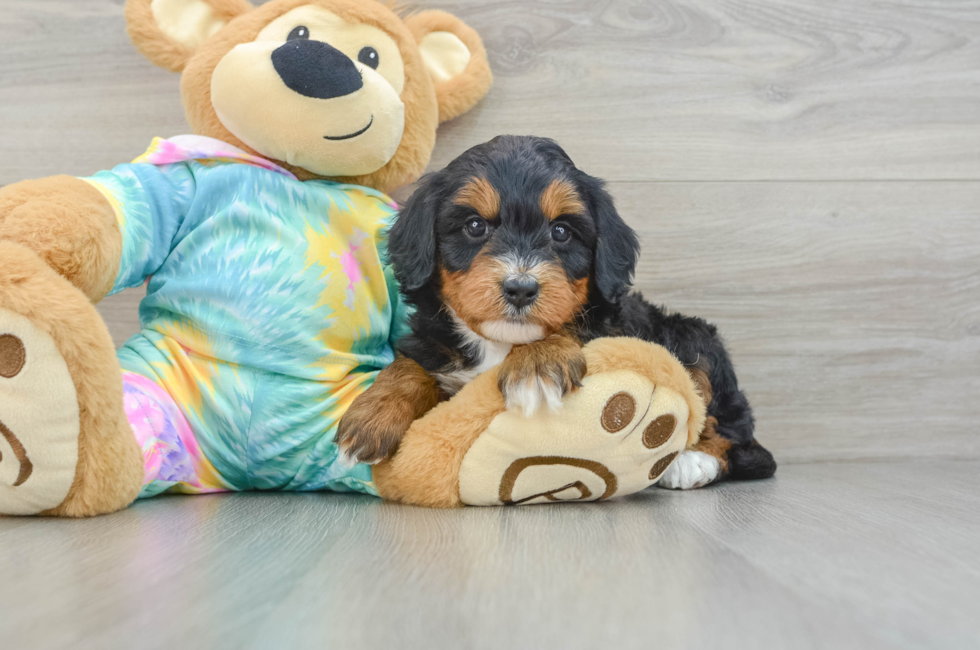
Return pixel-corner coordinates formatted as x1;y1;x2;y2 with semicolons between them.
335;448;358;469
503;376;564;417
336;449;381;468
657;450;720;490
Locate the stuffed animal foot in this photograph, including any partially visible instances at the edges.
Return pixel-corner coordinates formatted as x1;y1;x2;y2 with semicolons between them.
372;337;707;507
0;242;142;516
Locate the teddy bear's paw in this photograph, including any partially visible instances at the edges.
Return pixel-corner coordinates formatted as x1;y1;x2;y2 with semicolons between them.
656;450;721;490
0;309;80;515
458;369;690;506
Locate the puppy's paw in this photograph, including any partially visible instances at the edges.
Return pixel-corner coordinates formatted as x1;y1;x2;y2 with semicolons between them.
334;397;412;466
656;450;721;490
498;341;587;417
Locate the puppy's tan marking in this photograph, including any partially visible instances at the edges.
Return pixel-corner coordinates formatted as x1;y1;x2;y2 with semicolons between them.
455;177;500;220
440;252;507;329
683;362;729;471
529;267;588;334
335;357;443;463
540;179;585;220
691;416;731;473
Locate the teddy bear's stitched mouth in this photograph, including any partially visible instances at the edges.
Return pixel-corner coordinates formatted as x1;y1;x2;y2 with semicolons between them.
323;115;374;141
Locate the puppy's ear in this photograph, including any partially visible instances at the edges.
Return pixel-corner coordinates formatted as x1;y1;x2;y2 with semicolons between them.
389;174;444;291
587;178;640;303
125;0;253;72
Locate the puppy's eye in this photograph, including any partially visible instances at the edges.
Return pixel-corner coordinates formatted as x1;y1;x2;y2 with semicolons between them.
464;217;488;239
358;47;380;69
288;26;310;40
551;223;571;243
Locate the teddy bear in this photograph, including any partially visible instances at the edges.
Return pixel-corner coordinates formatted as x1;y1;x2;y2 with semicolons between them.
0;0;707;516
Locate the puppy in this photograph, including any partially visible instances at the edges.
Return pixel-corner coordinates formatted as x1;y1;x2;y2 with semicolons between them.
336;135;776;489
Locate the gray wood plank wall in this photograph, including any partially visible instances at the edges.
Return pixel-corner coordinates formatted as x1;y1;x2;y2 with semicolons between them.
1;0;977;465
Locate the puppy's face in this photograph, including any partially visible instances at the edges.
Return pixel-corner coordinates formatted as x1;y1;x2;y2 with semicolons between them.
391;136;639;344
436;173;592;343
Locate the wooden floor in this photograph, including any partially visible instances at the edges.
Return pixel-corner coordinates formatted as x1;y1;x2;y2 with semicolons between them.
2;460;980;649
1;0;979;647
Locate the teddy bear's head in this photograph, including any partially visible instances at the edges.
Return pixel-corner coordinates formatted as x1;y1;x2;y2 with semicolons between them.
125;0;492;193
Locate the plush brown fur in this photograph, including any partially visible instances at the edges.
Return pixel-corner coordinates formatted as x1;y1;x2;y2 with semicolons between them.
335;356;442;463
0;243;144;517
374;337;709;507
539;179;585;221
403;11;493;123
127;0;491;194
0;0;492;516
455;177;500;219
0;177;122;303
583;337;707;448
497;331;586;399
125;0;254;73
373;366;505;508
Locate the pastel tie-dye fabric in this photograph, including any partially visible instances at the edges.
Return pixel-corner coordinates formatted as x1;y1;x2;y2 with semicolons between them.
82;137;411;496
123;371;230;497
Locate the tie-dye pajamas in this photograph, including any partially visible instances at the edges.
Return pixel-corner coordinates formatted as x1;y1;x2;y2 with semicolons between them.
82;136;409;498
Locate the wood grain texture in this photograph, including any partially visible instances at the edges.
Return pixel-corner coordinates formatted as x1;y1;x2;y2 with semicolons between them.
613;180;980;463
2;0;980;183
2;460;979;649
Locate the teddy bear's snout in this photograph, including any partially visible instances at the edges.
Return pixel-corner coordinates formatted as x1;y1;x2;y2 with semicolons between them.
272;39;364;100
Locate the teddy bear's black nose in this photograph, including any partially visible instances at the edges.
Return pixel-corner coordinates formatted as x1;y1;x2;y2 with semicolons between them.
272;40;364;100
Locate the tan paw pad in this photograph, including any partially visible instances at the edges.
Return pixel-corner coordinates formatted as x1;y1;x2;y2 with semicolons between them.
458;369;690;506
0;310;80;515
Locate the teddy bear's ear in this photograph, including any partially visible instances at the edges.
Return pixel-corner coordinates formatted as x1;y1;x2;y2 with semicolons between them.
124;0;253;73
404;11;493;123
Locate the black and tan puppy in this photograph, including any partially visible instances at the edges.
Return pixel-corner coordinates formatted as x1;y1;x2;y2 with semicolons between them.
336;135;776;489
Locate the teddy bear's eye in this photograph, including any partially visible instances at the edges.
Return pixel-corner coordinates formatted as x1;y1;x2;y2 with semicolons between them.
287;26;310;41
358;46;380;69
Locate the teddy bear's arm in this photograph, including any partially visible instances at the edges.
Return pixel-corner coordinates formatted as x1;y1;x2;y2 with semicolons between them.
0;176;123;302
0;161;199;302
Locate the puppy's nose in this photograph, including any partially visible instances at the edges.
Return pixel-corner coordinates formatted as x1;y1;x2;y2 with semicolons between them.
272;40;363;100
502;276;540;309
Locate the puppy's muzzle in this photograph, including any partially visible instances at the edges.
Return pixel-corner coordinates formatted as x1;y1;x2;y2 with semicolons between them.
501;275;540;309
